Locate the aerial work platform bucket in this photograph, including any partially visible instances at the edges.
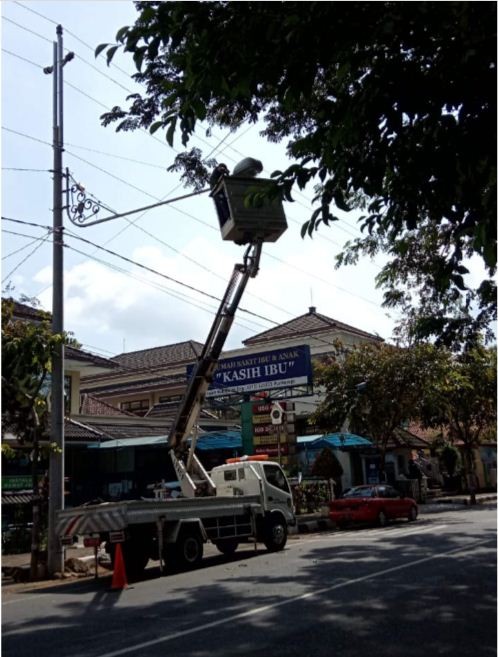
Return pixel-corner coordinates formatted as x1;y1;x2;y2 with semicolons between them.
210;158;287;245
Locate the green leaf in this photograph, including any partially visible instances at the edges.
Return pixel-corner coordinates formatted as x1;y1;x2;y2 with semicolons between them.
106;45;119;67
115;26;130;43
95;43;110;59
165;117;177;147
149;121;164;135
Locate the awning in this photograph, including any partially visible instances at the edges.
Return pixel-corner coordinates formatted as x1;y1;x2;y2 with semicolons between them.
88;436;168;449
87;432;242;451
297;433;372;449
195;431;242;451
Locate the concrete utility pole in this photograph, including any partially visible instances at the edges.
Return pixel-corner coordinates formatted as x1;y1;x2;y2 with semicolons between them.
45;25;73;576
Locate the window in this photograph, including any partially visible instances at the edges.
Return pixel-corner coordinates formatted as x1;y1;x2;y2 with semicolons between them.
158;395;182;404
343;486;376;498
224;470;237;481
263;464;290;493
120;399;150;416
238;468;245;480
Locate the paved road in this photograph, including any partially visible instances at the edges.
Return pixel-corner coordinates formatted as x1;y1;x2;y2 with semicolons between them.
2;504;496;657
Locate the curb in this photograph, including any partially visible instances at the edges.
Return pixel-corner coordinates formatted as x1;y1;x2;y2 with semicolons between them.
428;494;497;506
289;518;335;534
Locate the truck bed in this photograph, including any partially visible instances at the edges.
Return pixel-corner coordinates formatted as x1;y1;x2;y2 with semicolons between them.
56;495;263;538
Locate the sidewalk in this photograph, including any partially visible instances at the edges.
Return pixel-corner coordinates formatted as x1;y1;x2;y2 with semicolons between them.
2;492;495;584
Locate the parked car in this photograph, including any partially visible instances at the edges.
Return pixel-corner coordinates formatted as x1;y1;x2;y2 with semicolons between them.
329;484;418;528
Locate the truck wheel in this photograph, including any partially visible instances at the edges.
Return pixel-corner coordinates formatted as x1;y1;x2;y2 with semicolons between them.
215;539;239;555
263;515;287;552
175;528;204;570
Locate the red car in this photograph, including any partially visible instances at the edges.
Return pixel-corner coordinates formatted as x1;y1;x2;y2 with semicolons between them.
329;484;418;528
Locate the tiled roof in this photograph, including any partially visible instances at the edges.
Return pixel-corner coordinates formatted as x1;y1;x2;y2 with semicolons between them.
388;428;432;449
407;423;446;443
65;345;118;370
65;417;109;441
7;298;50;323
79;394;135;417
86;422;172;440
111;340;203;371
80;373;185;396
64;417;171;442
243;306;383;346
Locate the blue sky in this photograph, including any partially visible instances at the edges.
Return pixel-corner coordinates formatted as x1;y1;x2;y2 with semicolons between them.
1;1;402;357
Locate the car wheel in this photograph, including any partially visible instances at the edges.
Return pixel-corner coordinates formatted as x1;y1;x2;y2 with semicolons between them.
408;506;418;522
377;510;388;527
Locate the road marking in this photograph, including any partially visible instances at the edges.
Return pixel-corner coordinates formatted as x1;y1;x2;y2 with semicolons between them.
94;537;492;657
295;524;448;543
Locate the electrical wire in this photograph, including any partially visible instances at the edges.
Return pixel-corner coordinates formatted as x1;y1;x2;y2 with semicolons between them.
2;223;388;364
2;27;388;327
1;230;52;283
2;124;388;320
2;232;50;259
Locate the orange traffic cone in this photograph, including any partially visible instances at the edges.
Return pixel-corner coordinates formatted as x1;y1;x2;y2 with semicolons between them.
111;543;128;590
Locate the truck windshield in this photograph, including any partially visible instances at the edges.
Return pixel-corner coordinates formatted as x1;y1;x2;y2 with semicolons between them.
263;464;290;493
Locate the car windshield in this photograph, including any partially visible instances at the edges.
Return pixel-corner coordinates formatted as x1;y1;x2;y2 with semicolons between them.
342;486;376;498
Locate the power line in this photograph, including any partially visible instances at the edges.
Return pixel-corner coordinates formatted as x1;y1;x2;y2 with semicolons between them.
63;228;278;326
2;167;49;172
1;230;52;283
2;125;387;317
2;222;389;359
64;143;169;170
2;231;50;259
2;227;386;363
2;15;52;43
3;14;364;247
2;30;383;307
63;243;268;334
2;126;52;148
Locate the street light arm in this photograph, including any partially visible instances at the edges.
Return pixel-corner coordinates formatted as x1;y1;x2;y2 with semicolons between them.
64;181;210;227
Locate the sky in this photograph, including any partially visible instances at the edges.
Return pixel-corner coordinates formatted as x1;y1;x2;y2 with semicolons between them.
1;0;403;358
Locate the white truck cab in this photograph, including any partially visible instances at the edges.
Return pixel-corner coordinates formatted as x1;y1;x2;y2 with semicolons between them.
211;458;295;525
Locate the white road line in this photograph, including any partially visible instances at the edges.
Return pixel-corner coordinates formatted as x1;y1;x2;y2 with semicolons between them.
296;524;448;543
95;537;492;657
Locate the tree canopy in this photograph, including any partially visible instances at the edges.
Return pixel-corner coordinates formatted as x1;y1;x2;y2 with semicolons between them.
99;2;496;348
312;341;444;473
312;340;496;493
1;299;62;444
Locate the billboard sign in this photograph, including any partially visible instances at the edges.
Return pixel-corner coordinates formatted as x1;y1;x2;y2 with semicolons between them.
187;345;312;398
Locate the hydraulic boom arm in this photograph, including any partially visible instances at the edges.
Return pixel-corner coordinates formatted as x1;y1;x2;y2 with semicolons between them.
168;239;263;496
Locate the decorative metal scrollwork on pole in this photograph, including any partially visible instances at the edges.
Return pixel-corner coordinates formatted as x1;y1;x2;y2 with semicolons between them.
65;169;107;226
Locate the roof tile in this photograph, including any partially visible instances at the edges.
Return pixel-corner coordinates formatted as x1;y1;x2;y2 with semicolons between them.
243;307;383;346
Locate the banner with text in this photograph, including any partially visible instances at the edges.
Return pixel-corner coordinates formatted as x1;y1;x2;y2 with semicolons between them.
187;345;312;398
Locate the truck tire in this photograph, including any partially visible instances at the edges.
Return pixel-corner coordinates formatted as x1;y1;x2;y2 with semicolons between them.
215;539;239;555
168;528;204;571
263;515;287;552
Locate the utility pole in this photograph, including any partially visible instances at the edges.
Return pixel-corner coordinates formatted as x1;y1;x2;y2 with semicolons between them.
45;25;73;576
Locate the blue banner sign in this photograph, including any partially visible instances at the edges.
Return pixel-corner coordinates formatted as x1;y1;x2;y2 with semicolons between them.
187;345;312;398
